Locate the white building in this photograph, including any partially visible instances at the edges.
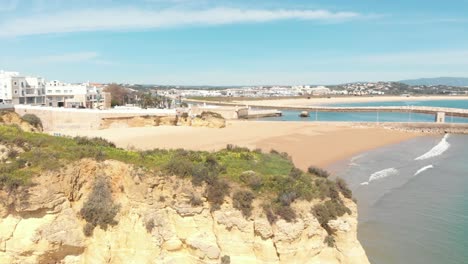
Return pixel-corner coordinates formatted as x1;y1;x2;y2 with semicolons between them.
0;70;45;105
310;86;331;95
45;80;88;107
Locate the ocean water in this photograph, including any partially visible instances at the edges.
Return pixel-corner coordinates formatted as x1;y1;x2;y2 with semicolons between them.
330;134;468;264
257;99;468;123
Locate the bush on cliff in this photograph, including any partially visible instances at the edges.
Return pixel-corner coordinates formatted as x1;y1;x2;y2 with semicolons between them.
232;190;255;218
312;199;351;235
307;166;330;178
21;114;42;129
74;136;116;148
80;177;120;236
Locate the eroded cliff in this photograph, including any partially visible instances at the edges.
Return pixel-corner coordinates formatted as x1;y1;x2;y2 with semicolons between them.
0;159;368;264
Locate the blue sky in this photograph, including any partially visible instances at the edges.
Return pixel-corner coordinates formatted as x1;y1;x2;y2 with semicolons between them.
1;0;468;85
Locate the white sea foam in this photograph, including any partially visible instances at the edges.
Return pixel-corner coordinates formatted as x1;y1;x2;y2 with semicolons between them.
361;168;399;185
415;134;450;161
349;153;367;166
414;165;434;176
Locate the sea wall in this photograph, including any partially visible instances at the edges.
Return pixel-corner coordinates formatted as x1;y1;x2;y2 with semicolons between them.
14;105;176;131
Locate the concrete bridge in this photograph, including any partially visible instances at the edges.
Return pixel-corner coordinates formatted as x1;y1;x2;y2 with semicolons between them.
274;106;468;118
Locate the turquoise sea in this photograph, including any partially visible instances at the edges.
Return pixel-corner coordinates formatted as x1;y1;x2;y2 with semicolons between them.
259;99;468;123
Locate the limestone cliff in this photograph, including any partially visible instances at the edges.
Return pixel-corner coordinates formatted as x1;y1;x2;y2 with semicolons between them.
0;160;368;264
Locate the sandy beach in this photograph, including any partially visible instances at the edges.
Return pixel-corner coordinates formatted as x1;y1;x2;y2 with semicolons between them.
54;121;421;170
230;95;468;108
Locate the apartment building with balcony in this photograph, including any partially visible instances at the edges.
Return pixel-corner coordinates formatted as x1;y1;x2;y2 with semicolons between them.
0;70;45;105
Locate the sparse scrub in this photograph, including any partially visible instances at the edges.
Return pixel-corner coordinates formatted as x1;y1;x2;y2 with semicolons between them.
239;171;263;190
312;199;351;235
206;179;230;212
274;204;296;222
220;255;231;264
308;166;330;178
232;190;255;218
74;136;116;148
335;177;353;199
324;235;336;247
21;114;42;129
80;177;120;236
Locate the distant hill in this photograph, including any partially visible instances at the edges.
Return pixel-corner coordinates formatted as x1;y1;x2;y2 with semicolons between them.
399;77;468;87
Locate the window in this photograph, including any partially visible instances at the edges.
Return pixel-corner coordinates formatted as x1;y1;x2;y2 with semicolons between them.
14;82;17;85
14;90;18;94
47;90;52;93
55;90;60;93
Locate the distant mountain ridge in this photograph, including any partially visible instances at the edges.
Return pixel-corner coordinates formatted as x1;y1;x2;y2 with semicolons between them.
399;77;468;87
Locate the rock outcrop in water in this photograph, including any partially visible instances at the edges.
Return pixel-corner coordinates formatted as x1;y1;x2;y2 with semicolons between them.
0;159;368;264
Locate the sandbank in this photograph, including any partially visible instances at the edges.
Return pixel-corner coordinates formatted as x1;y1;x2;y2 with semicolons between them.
230;95;468;108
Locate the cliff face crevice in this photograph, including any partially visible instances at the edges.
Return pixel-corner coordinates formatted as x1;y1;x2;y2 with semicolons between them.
0;159;369;264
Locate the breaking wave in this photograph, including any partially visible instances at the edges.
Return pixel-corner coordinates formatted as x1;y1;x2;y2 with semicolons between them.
415;134;450;161
361;168;399;185
414;165;434;176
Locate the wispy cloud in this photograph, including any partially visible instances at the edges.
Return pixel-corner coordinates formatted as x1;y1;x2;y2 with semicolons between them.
34;52;100;63
0;7;361;37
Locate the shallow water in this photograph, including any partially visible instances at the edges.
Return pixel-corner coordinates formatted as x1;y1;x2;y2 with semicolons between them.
257;99;468;123
331;135;468;264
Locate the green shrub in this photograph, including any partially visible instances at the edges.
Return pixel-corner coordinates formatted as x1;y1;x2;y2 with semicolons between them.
335;178;353;199
232;190;255;218
0;175;24;192
312;199;351;235
74;136;116;148
80;177;120;236
21;114;42;128
274;205;296;222
289;167;303;179
308;166;330;178
262;204;277;224
220;255;231;264
278;192;296;206
226;144;250;153
239;171;263;190
165;157;194;178
324;235;336;247
206;179;230;212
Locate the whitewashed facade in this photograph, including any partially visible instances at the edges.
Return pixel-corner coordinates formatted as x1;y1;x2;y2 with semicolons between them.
0;70;45;104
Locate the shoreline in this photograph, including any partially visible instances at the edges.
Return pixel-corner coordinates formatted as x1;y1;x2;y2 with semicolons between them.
51;120;423;170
